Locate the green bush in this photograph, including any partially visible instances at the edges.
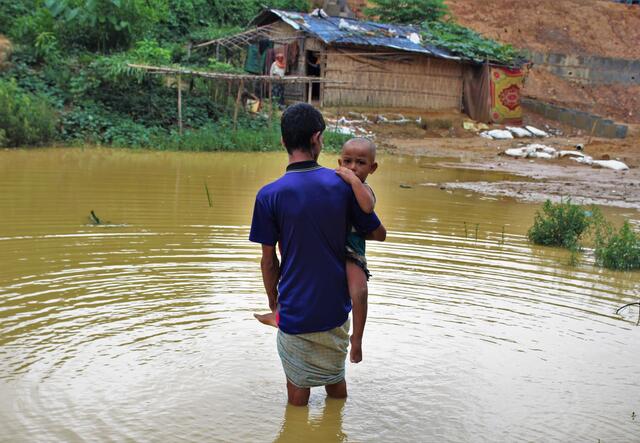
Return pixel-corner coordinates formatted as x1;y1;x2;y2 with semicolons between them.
0;79;58;147
323;130;351;153
420;21;522;65
594;221;640;271
366;0;448;24
155;122;279;151
45;0;167;52
527;200;592;249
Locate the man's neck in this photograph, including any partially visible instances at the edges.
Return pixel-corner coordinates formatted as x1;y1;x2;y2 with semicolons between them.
288;150;316;165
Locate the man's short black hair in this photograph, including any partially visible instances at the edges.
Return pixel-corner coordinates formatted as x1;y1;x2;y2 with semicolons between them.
281;103;326;154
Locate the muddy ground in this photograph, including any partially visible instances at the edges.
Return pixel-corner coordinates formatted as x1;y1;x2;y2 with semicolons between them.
444;0;640;125
445;0;640;60
327;109;639;210
383;131;640;210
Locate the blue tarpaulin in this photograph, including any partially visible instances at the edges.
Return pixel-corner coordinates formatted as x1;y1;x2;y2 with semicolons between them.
251;9;461;61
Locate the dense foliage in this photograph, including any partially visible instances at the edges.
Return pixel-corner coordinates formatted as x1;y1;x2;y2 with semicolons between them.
0;0;315;151
365;0;520;64
594;221;640;271
528;200;592;250
366;0;448;24
0;78;58;147
421;21;522;65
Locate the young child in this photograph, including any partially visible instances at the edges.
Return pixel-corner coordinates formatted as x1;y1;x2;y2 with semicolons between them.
254;137;379;364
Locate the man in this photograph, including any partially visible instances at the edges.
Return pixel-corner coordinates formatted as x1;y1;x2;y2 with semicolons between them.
249;103;386;406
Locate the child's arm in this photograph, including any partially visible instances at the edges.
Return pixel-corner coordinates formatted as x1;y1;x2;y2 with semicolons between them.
335;167;375;214
366;223;386;241
260;244;280;311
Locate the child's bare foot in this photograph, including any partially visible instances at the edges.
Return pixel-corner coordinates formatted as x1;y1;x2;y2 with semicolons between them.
350;336;362;363
254;312;278;328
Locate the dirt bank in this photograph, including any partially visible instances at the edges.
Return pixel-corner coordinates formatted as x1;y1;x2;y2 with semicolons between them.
524;69;640;124
383;133;640;210
445;0;640;59
445;0;640;124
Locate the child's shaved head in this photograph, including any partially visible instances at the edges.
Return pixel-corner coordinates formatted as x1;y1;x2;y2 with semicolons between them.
342;137;376;160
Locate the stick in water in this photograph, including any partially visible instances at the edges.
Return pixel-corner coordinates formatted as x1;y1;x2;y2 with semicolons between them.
204;183;213;207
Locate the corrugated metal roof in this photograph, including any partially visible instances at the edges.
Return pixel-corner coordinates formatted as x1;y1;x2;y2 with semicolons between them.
251;9;462;61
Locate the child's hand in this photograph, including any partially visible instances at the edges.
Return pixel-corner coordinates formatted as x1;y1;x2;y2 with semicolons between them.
335;166;359;185
350;336;362;363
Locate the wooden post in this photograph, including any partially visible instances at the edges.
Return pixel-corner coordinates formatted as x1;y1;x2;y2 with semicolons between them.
307;81;313;104
319;51;326;108
216;44;220;61
268;79;273;120
177;74;183;135
233;79;244;131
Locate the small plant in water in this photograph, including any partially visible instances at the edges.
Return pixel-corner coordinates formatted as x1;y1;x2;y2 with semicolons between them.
527;199;593;250
204;182;213;208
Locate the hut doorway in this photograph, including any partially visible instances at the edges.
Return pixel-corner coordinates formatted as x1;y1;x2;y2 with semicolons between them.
306;50;321;103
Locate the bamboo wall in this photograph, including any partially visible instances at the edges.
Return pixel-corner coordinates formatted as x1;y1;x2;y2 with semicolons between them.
323;49;464;110
265;20;464;110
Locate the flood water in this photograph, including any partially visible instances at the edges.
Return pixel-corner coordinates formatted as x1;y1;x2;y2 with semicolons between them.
1;147;639;442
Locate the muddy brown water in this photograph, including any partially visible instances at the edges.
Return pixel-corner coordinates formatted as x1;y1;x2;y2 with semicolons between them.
1;147;639;442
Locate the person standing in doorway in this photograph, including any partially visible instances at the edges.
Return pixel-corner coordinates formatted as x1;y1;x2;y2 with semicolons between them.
270;52;286;107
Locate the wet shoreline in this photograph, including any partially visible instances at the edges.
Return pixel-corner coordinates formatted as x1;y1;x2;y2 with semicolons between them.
385;136;640;210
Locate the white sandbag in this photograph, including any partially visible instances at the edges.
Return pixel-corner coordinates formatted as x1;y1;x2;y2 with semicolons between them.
530;152;555;159
330;126;355;135
479;132;494;139
559;150;588;158
504;147;528;157
592;160;629;171
525;144;557;155
525;126;549;137
338;19;364;32
506;126;533;138
483;129;513;140
310;8;329;18
571;155;594;165
408;32;422;44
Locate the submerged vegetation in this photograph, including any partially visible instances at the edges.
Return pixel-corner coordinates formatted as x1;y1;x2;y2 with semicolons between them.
528;199;593;250
528;200;640;271
594;221;640;271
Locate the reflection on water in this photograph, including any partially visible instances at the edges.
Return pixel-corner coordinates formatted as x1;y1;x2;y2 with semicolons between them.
275;399;346;443
0;147;639;442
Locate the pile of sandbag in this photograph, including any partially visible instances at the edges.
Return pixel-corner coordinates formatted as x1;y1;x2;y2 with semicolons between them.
503;144;630;171
504;144;558;159
481;125;550;140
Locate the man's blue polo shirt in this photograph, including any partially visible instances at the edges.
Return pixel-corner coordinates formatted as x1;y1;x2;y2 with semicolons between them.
249;160;381;334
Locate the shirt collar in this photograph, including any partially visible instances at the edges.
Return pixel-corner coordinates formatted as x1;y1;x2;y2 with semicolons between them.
286;160;320;172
